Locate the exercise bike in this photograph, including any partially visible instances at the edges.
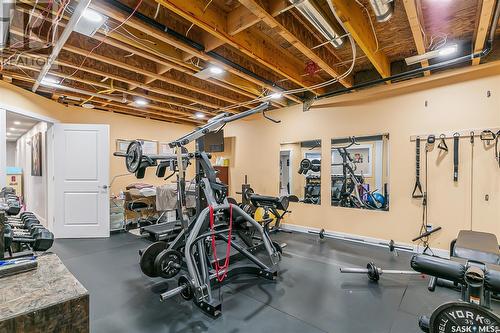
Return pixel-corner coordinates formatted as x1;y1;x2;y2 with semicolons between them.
331;137;387;210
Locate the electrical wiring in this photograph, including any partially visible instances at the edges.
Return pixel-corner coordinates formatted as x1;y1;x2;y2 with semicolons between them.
354;0;379;52
186;0;212;37
59;0;144;85
79;80;116;106
206;0;357;113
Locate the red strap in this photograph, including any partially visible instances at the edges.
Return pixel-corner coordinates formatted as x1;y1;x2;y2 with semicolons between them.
209;204;233;282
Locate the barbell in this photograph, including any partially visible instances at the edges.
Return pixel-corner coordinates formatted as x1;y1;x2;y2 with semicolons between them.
340;262;422;282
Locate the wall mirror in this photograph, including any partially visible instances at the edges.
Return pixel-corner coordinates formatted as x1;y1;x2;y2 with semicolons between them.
280;140;321;205
331;134;389;211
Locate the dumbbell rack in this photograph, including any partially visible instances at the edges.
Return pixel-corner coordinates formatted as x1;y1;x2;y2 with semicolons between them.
4;212;54;255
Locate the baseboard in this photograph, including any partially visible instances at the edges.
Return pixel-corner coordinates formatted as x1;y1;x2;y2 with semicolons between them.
281;223;450;258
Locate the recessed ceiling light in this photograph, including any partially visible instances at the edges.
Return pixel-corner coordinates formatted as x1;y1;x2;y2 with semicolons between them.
81;103;95;109
82;9;104;23
41;77;60;86
6;132;11;135
209;66;224;75
195;112;206;119
134;99;149;106
13;121;21;125
269;92;282;99
438;44;458;57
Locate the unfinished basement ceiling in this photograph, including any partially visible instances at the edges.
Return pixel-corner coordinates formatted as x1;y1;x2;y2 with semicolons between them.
0;0;499;124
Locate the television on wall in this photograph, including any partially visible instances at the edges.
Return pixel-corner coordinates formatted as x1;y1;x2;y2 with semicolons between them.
197;130;224;152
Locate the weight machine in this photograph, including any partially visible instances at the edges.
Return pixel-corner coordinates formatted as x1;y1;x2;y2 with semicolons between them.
114;102;282;317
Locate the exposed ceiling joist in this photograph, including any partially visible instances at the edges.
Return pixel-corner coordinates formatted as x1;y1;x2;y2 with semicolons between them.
62;44;252;108
328;0;391;79
8;71;201;124
91;0;301;103
472;0;496;66
403;0;430;75
237;0;352;87
153;0;326;95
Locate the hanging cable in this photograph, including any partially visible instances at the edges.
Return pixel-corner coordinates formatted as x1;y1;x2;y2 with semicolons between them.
209;204;233;282
59;0;144;85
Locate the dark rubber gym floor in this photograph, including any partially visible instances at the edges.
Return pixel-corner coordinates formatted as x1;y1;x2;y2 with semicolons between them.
51;231;500;333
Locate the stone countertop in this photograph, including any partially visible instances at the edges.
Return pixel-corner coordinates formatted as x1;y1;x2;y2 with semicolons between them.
0;253;88;321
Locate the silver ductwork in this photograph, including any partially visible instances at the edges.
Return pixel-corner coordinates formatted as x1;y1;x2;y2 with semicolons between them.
369;0;394;22
0;0;15;50
289;0;344;48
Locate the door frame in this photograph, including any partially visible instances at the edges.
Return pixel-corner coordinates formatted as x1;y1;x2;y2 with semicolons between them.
0;106;58;214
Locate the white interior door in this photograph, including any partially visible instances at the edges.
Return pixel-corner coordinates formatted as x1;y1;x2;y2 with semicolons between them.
48;124;110;238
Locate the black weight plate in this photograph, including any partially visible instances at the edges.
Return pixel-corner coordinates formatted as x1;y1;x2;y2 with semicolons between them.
178;275;194;301
429;301;500;333
154;249;183;279
126;140;143;173
140;241;167;277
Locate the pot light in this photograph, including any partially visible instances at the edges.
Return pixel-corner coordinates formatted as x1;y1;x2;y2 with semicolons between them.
82;9;104;23
195;112;206;119
6;132;11;135
13;121;21;125
41;77;60;86
209;66;224;75
134;99;149;106
269;92;282;99
81;103;95;109
438;44;458;57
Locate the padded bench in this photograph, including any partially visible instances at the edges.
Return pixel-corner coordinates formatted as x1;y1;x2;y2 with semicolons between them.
452;230;500;265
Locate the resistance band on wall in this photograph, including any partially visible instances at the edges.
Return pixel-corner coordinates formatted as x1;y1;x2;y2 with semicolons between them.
453;132;460;182
412;137;424;198
209;204;233;282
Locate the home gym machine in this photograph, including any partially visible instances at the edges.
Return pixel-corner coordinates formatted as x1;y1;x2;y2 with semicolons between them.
115;102;282;317
411;254;500;332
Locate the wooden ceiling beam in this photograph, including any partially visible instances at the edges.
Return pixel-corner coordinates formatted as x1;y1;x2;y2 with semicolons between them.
228;5;261;36
237;0;352;87
6;71;200;124
14;4;285;106
403;0;430;76
328;0;391;78
472;0;496;66
62;44;250;107
91;0;300;103
11;59;211;117
154;0;326;95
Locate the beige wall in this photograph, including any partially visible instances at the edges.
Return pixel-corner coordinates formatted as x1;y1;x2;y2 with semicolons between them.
0;81;194;195
224;66;500;251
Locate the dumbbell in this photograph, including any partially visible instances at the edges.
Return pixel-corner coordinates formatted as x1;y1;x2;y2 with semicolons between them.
340;262;422;282
11;224;45;238
11;228;54;251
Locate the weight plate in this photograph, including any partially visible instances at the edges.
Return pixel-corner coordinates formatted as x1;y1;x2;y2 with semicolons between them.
139;241;167;277
126;140;143;173
243;187;255;203
154;249;183;279
178;275;194;300
429;301;500;333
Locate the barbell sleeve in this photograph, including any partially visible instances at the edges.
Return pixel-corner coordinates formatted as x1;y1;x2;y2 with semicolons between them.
159;285;187;302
